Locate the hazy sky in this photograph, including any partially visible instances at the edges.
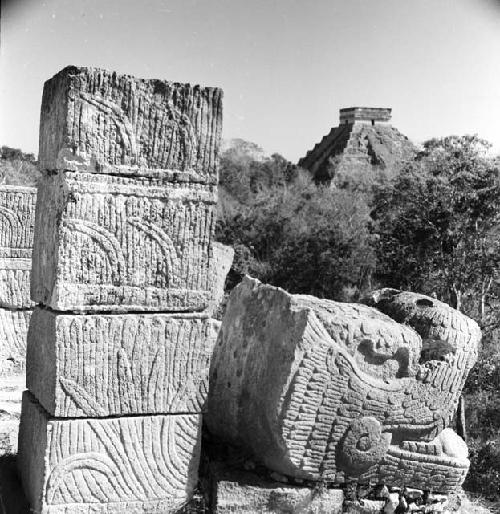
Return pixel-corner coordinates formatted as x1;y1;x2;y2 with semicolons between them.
1;0;499;161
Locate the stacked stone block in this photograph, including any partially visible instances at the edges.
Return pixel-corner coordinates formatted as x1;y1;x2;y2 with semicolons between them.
0;185;36;376
18;66;226;513
209;463;344;513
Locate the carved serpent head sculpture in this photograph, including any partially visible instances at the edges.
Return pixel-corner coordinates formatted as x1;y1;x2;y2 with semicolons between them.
206;278;480;492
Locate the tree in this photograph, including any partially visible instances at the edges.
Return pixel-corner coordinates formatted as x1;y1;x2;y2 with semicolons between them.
372;135;500;316
264;178;376;300
1;145;36;163
0;145;40;186
217;139;376;300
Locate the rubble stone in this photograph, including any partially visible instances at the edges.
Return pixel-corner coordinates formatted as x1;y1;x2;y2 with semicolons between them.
432;428;468;461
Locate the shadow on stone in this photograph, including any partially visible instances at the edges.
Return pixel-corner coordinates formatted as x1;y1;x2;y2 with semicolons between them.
0;453;29;514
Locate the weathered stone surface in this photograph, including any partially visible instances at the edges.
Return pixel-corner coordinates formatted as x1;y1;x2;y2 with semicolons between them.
206;277;480;492
39;66;223;182
0;455;31;514
339;107;392;125
0;186;36;259
207;242;234;315
0;374;24;455
344;499;386;513
19;66;225;513
0;308;32;375
432;428;468;461
31;172;217;311
26;309;219;417
0;258;33;308
18;391;201;513
0;186;36;308
209;462;343;513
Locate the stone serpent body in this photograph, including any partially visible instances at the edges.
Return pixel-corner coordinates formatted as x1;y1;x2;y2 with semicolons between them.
207;278;480;493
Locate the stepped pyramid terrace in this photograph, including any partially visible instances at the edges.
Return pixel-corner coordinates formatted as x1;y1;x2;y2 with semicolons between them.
298;107;416;184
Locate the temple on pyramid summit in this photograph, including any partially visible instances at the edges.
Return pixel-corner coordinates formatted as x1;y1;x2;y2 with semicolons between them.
298;107;416;185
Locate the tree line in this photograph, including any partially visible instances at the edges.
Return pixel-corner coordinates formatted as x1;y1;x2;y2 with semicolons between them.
0;145;40;186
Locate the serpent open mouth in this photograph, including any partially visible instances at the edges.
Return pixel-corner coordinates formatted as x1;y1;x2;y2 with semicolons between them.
206;277;480;494
382;428;470;492
337;288;479;492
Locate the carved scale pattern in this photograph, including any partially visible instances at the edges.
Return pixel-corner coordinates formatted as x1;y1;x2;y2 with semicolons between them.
207;278;480;493
27;310;219;417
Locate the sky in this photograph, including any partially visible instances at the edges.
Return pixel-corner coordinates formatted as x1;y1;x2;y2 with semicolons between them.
1;0;500;162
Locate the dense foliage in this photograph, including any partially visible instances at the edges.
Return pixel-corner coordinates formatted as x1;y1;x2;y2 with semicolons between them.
217;136;500;501
0;145;40;186
372;136;500;315
217;140;376;300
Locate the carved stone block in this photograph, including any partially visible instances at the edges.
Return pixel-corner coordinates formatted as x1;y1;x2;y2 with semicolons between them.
39;66;223;182
0;186;36;308
207;242;234;315
18;391;201;513
209;463;343;513
206;277;479;492
31;172;217;311
0;258;33;308
0;186;36;259
26;308;219;417
0;308;32;375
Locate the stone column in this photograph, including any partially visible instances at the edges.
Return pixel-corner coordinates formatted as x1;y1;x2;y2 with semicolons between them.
18;66;227;513
0;186;36;377
0;186;36;454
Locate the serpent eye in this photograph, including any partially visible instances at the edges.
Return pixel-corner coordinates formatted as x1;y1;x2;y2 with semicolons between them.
416;298;433;308
356;435;371;451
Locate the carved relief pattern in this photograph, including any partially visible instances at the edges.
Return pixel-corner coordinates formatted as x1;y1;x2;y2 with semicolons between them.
0;259;32;308
27;310;219;417
39;67;223;180
19;66;226;513
0;187;36;258
20;393;200;512
0;309;32;375
0;187;36;308
207;278;480;493
0;187;36;374
31;172;217;310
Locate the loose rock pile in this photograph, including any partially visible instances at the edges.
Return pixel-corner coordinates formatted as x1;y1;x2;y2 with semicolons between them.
344;483;458;513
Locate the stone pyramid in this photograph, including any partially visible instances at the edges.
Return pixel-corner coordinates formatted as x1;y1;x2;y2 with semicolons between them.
298;107;416;184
